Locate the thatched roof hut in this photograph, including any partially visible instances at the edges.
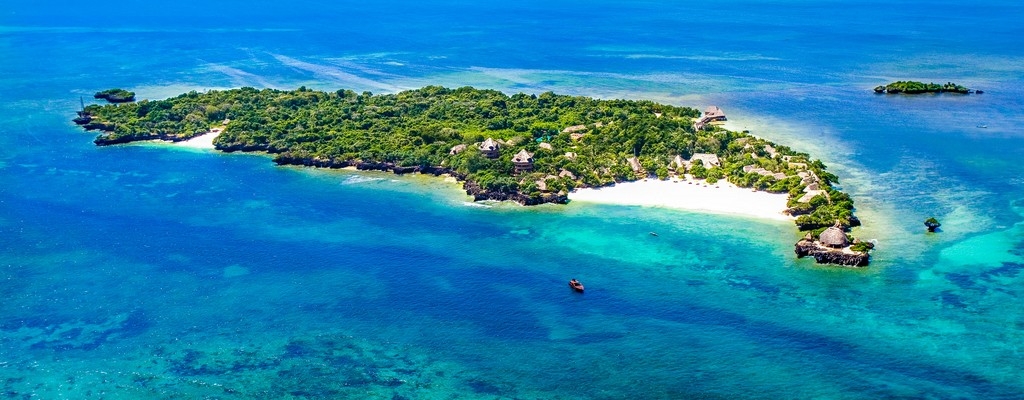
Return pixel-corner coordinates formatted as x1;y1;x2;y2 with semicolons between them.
704;106;726;121
512;149;534;172
538;142;553;150
478;138;500;158
819;224;849;248
449;144;467;155
671;155;685;170
562;124;586;133
689;153;721;168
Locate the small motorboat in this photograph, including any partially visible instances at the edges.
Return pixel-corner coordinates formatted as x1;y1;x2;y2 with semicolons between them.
649;231;658;237
568;279;584;293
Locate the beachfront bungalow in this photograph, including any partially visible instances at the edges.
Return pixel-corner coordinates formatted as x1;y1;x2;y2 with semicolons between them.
688;153;721;168
479;138;500;158
512;149;534;173
694;106;727;131
801;171;820;186
764;145;778;158
449;144;467;155
671;155;686;171
704;106;727;121
799;190;826;203
819;224;849;249
742;164;788;180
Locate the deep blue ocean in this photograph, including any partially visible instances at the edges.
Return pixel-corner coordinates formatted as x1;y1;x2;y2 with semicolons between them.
3;1;1024;398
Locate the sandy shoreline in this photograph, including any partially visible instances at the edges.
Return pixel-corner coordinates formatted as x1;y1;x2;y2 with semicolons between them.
569;178;793;221
172;131;220;149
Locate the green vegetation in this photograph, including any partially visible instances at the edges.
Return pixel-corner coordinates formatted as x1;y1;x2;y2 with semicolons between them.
79;86;858;233
850;241;875;253
94;88;136;103
874;81;970;94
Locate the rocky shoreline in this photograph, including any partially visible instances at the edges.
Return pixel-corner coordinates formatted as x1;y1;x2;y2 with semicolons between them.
794;238;870;267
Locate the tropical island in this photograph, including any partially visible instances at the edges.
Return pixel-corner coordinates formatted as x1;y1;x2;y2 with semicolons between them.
73;86;871;266
873;81;976;94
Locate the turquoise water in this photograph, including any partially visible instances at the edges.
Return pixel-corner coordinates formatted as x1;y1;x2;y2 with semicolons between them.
3;1;1024;398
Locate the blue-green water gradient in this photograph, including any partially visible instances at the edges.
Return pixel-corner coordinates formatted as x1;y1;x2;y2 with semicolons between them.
2;0;1024;398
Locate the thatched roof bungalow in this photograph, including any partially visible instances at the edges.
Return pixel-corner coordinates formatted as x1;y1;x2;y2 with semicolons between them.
688;153;721;168
562;124;587;133
704;106;726;121
819;224;849;248
799;190;826;203
478;138;500;158
512;149;534;173
449;144;467;155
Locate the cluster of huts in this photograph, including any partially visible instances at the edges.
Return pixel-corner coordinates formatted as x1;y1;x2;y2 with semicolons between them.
444;105;824;199
450;138;537;173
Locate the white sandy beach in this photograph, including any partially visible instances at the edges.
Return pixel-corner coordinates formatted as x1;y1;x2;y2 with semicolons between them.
569;178;793;221
172;131;220;149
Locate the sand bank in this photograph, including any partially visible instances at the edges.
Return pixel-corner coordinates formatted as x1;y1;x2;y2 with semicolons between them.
569;179;793;221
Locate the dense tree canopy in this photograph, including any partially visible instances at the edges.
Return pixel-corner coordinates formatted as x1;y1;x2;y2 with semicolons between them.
875;81;970;94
